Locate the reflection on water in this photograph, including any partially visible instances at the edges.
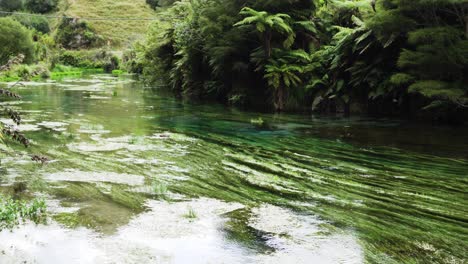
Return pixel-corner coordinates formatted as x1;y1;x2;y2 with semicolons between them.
0;75;467;263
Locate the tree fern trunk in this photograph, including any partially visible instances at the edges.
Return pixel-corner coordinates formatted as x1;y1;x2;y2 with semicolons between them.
465;15;468;39
275;86;285;112
265;30;272;58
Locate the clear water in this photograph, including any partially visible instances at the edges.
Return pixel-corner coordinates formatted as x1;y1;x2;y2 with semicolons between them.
0;75;467;263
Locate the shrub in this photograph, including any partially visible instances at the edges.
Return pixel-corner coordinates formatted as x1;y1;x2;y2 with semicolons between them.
12;13;50;34
103;55;120;73
146;0;159;9
24;0;58;14
0;17;35;64
59;50;97;68
146;0;177;9
1;63;51;81
122;49;143;74
55;18;104;49
58;49;121;72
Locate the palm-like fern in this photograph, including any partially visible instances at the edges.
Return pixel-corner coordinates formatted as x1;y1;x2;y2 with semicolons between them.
263;49;311;111
235;7;295;57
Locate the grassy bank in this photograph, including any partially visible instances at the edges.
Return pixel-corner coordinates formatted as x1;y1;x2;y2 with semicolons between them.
63;0;156;47
0;65;106;82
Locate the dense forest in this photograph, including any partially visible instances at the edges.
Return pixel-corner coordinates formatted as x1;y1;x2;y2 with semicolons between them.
135;0;468;123
0;0;467;122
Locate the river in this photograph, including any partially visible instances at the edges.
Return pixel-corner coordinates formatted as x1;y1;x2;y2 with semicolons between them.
0;75;467;263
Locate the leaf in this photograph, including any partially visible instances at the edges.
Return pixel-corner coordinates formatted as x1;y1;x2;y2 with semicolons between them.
312;96;323;110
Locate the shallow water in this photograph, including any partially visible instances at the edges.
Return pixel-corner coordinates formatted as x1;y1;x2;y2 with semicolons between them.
0;75;467;263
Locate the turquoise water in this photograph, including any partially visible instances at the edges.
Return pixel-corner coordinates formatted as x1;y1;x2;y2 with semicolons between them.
0;75;467;263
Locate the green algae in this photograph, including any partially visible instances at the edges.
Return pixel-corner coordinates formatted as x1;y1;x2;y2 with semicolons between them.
223;208;275;254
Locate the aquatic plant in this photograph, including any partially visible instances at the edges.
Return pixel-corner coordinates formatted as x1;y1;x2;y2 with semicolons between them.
152;180;168;197
128;135;140;145
111;69;124;77
0;194;47;230
183;206;197;221
250;117;264;126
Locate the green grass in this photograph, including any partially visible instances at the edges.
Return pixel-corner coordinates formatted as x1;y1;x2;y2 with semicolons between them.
62;0;156;48
0;76;21;82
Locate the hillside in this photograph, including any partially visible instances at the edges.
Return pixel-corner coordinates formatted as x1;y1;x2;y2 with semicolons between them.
62;0;156;47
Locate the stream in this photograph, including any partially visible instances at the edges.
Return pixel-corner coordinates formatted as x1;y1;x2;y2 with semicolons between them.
0;75;467;263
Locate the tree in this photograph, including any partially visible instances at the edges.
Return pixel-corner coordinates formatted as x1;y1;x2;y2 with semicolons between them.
368;0;468;118
12;13;51;34
235;7;295;58
146;0;159;9
0;18;34;65
0;0;23;11
138;0;468;121
264;51;307;111
24;0;59;14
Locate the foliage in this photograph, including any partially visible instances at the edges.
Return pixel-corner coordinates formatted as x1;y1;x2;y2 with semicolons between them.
0;0;23;11
146;0;178;9
0;17;35;65
0;194;47;230
58;49;120;72
235;7;295;57
122;48;144;74
55;18;104;50
0;55;50;154
34;33;56;64
24;0;59;14
12;13;51;34
1;63;51;81
146;0;159;9
139;0;315;109
137;0;468;121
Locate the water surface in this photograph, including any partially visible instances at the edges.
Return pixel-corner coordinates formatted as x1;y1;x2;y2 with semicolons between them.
0;75;467;263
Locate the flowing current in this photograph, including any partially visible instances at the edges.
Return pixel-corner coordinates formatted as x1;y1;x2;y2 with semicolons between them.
0;75;467;263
